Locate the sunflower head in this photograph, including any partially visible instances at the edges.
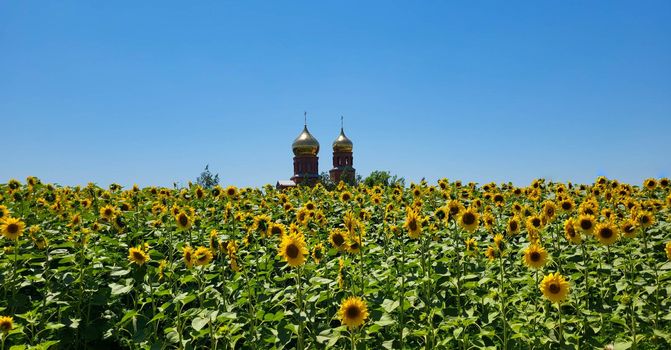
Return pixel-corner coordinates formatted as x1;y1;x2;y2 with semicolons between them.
458;208;479;233
540;272;570;303
1;217;25;240
523;244;548;269
329;229;347;250
507;216;521;235
564;218;581;244
576;215;596;234
175;211;192;230
312;243;324;264
636;211;654;228
0;316;14;334
594;222;619;246
278;233;308;268
339;296;369;329
666;241;671;261
128;246;150;266
404;208;422;239
183;246;195;268
99;205;116;220
620;219;638;238
194;246;214;266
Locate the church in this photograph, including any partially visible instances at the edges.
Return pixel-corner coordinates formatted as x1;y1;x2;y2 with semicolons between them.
276;117;355;189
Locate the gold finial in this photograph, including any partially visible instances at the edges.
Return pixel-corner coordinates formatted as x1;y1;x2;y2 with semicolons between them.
333;116;353;152
292;112;320;156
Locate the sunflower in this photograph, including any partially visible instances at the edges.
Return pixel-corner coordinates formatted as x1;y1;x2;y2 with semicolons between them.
128;246;149;266
338;296;369;329
523;244;548;269
278;233;308;267
183;246;194;268
485;245;498;261
329;229;347;250
340;191;352;202
507;216;521;235
434;207;448;222
99;205;116;220
540;272;570;303
643;178;657;190
346;236;361;254
620;219;638;238
594;222;619;245
493;233;505;251
312;243;324;264
194;246;214;266
0;205;9;219
1;217;25;240
458;207;479;233
542;201;557;221
564;218;581;244
175;211;192;230
447;200;463;219
576;214;596;235
636;211;654;228
0;316;14;334
268;223;286;237
225;186;238;198
404;208;422;239
464;237;478;254
666;241;671;261
525;214;544;234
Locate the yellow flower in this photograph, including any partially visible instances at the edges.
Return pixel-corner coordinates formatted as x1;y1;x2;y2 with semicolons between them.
464;237;478;254
268;223;286;237
1;217;25;240
564;218;581;244
338;296;369;329
507;216;521;235
523;244;548;269
175;211;192;230
458;207;479;233
183;246;194;268
0;205;9;219
128;246;149;266
0;315;14;334
157;260;167;280
594;222;619;245
540;272;570;303
636;211;654;228
485;245;498;261
194;246;214;266
620;219;637;238
99;205;116;220
525;214;544;234
403;208;422;239
666;241;671;261
312;243;324;264
576;214;596;235
324;229;345;252
278;233;308;267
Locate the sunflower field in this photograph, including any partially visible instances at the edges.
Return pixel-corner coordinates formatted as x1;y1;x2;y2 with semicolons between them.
1;177;670;350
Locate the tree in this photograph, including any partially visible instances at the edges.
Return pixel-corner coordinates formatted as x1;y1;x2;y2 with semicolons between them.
196;165;219;189
363;170;405;187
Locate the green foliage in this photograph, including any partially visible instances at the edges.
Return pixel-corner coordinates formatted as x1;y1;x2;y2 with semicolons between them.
363;170;405;187
196;165;220;189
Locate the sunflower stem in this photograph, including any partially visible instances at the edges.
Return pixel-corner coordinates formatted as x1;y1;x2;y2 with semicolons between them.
398;234;405;350
557;303;563;347
296;266;305;350
498;252;507;350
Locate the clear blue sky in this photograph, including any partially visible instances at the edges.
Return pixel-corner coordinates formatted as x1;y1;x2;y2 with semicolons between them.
1;1;670;188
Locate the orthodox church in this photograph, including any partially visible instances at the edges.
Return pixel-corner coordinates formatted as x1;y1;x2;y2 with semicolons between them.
276;117;355;189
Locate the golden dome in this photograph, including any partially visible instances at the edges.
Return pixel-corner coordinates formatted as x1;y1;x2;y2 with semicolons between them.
332;127;353;152
292;125;320;156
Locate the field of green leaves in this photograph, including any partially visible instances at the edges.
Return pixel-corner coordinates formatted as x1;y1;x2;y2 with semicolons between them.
0;177;670;349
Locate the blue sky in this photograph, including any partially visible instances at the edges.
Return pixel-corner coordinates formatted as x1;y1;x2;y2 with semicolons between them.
1;1;670;188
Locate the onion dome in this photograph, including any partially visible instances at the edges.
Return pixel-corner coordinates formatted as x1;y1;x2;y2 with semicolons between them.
292;125;320;156
332;127;353;152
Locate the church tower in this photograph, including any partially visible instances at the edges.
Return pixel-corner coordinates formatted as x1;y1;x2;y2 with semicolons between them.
330;117;355;184
290;115;320;186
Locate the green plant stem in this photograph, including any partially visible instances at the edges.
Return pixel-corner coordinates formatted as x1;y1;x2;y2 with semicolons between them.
350;329;356;350
399;236;405;350
296;267;305;350
498;253;507;350
557;304;563;347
